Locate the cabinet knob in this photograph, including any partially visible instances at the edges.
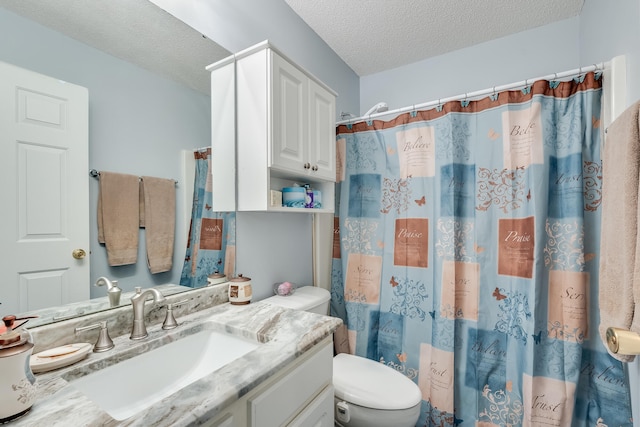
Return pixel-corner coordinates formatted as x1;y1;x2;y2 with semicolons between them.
312;165;318;171
304;162;311;169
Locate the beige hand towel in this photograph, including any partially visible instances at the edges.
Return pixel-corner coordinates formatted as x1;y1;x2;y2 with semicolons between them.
599;100;640;362
97;172;140;266
140;176;176;274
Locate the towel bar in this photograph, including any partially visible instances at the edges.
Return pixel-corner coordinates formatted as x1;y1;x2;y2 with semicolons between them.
89;169;177;185
606;327;640;355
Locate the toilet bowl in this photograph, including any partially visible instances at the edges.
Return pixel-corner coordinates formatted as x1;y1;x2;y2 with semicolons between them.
262;286;422;427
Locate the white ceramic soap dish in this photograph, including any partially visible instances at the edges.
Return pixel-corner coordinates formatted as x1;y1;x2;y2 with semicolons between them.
30;343;92;373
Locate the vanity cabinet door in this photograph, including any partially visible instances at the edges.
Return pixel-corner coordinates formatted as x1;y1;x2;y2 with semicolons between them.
248;342;332;427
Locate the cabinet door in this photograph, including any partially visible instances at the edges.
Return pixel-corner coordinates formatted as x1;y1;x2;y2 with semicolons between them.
308;79;336;182
271;52;307;174
249;343;332;427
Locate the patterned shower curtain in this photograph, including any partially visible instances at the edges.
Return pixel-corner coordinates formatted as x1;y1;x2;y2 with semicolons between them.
180;148;236;288
331;72;633;426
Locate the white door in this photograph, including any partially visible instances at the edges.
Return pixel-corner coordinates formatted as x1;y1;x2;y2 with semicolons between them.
0;61;89;315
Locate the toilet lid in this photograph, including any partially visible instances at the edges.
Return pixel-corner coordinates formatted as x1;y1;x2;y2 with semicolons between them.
263;286;330;311
333;353;422;410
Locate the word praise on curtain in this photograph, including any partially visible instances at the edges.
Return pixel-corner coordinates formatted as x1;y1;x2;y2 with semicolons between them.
180;148;236;288
332;72;633;426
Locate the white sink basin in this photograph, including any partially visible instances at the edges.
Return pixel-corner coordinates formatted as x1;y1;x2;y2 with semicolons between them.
68;329;260;421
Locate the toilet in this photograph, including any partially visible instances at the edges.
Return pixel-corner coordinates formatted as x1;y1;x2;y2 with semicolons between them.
262;286;422;427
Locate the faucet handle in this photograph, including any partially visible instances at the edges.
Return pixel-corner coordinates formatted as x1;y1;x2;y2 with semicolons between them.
162;299;189;330
75;321;115;352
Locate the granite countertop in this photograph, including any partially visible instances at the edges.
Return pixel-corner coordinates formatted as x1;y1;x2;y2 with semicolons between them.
12;301;342;426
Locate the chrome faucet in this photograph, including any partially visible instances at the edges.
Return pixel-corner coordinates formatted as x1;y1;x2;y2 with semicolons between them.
130;287;166;340
94;276;122;307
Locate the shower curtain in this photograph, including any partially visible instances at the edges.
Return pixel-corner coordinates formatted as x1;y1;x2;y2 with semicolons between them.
180;148;236;287
331;72;633;426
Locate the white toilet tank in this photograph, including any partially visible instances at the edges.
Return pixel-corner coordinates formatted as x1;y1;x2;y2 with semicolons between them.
262;286;330;315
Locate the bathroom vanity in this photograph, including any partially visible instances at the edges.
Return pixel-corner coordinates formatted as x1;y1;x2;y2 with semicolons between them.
10;293;341;426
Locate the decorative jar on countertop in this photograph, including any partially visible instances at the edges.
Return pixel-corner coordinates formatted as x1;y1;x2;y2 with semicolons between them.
228;274;252;305
0;315;37;423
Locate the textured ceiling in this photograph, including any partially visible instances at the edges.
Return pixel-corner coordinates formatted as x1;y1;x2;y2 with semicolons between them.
1;0;585;93
0;0;230;94
285;0;585;76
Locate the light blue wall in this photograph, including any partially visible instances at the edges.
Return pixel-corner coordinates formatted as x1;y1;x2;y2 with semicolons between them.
0;7;209;296
360;17;581;115
359;0;640;116
580;0;640;106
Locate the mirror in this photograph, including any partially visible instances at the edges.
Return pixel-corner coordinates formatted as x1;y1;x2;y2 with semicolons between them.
22;284;194;329
0;1;236;327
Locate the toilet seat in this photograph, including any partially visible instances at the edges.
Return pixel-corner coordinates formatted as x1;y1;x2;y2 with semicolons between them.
333;353;422;410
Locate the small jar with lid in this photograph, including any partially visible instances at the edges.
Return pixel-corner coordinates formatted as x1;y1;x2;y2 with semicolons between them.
228;274;252;305
207;272;228;287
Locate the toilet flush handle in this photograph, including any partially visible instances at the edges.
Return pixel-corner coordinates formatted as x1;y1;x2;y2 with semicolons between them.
336;401;350;424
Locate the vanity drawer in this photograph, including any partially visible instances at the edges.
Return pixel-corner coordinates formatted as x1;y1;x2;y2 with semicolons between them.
249;342;332;427
287;385;334;427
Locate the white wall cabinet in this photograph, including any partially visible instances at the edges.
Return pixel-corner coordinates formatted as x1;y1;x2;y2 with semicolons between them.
208;40;337;213
203;339;334;427
271;53;336;182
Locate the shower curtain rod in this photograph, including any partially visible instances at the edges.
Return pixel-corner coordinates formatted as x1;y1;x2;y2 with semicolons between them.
336;63;604;125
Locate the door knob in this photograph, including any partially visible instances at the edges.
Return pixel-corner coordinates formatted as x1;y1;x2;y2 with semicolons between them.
72;249;87;259
303;162;311;169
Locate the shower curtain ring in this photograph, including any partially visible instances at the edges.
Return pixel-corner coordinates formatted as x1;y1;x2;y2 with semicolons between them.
491;87;498;101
